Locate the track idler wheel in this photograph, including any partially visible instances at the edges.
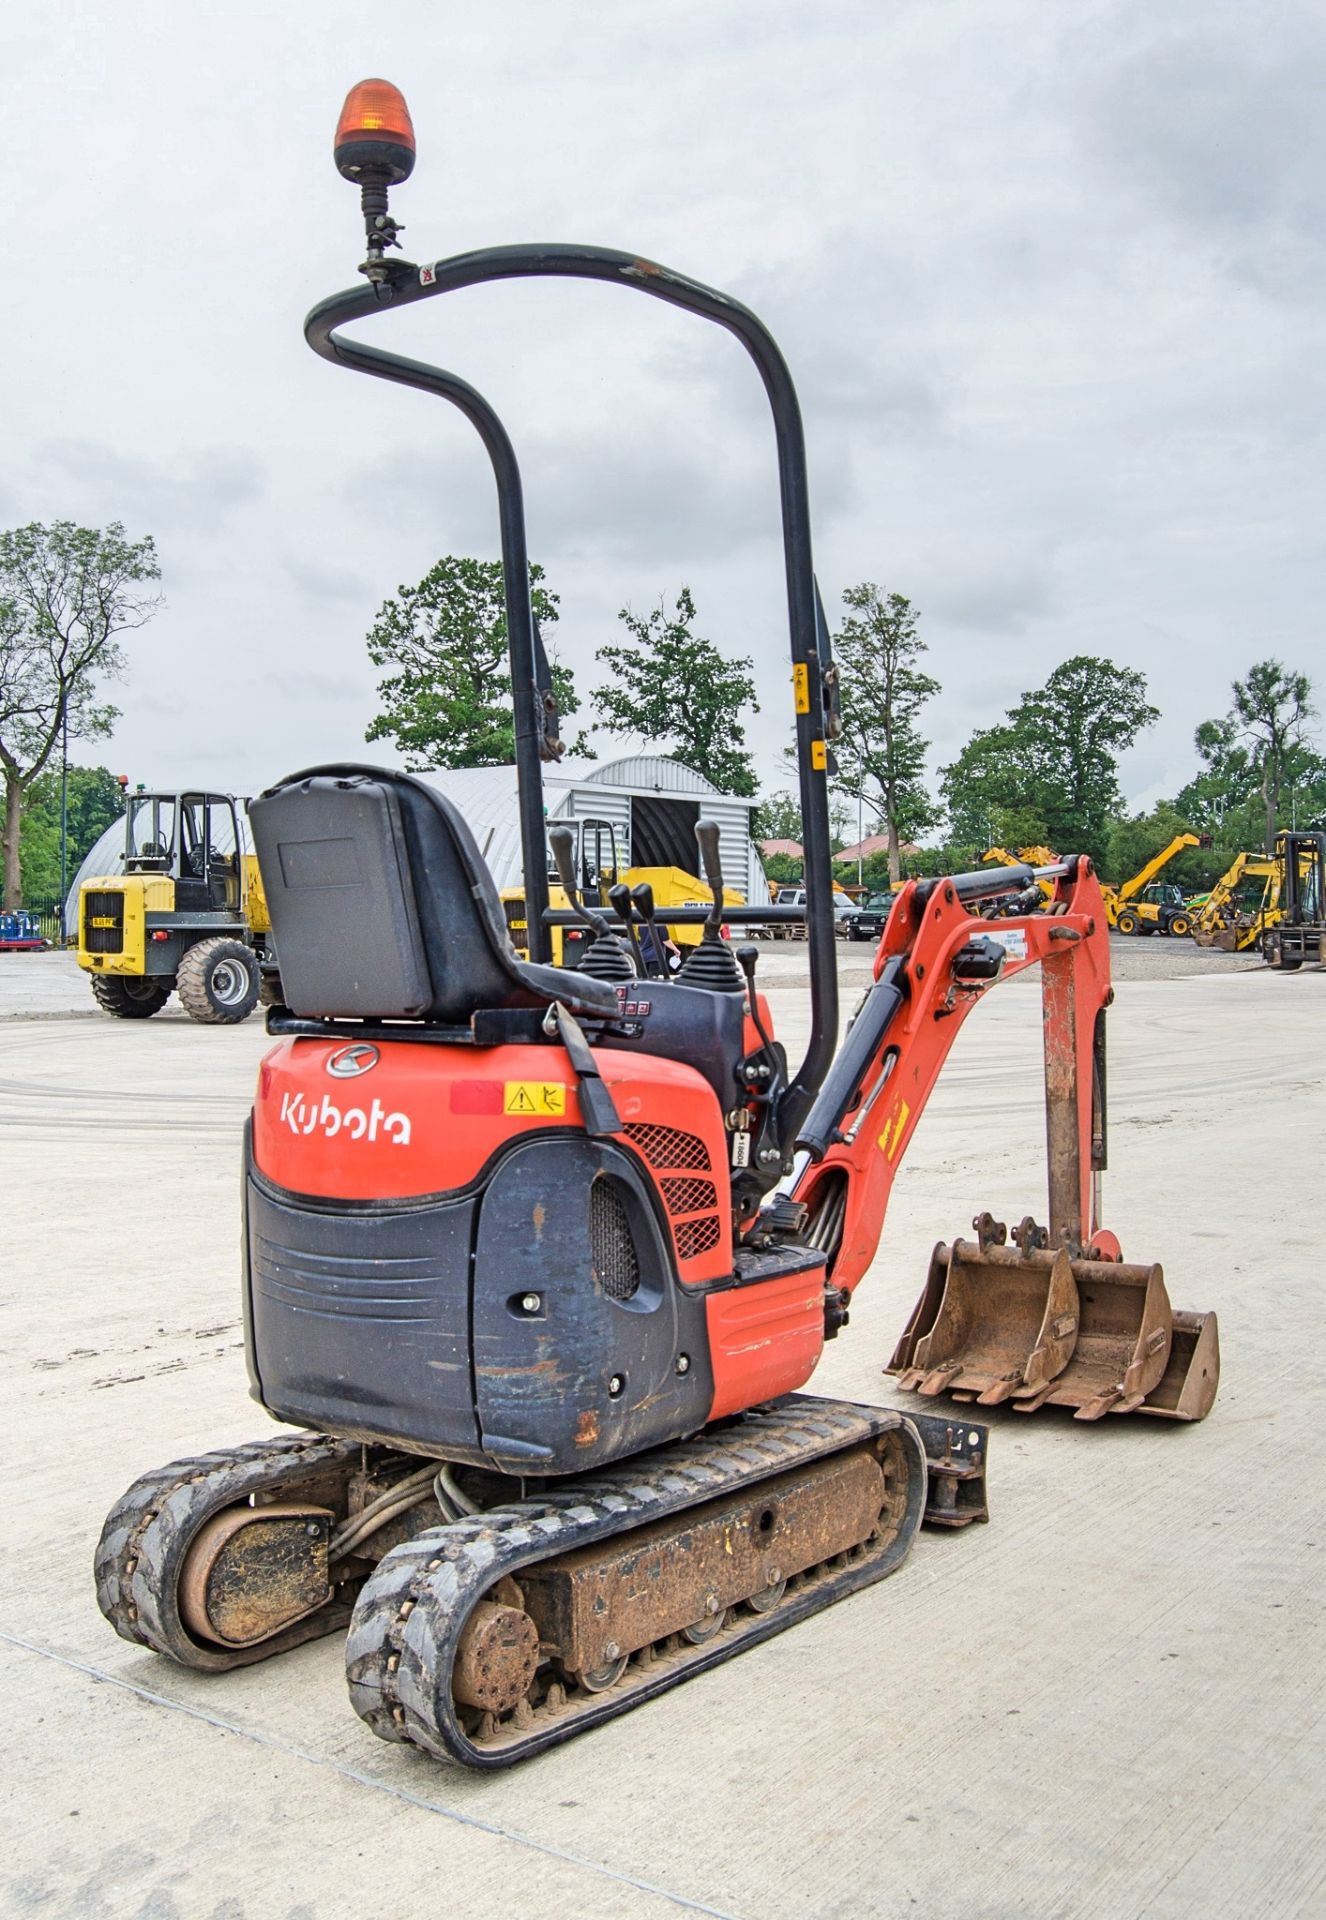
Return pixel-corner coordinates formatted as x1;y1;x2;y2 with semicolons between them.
95;1435;366;1670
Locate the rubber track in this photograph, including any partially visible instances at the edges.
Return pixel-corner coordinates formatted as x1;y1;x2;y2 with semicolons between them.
346;1398;927;1770
94;1432;364;1670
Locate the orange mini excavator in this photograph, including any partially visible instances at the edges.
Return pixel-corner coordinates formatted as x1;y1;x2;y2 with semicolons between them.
95;80;1218;1769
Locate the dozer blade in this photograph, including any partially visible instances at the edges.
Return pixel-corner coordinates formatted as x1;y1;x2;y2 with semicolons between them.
889;1239;1080;1406
889;1239;1220;1422
1138;1307;1221;1421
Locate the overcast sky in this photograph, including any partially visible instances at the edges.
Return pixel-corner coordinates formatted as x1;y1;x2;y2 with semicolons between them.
7;1;1323;819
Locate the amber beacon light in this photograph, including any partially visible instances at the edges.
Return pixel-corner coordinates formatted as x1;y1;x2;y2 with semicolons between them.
334;78;416;185
334;79;416;284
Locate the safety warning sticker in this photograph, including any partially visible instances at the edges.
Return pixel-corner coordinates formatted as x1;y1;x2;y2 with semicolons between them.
504;1081;567;1116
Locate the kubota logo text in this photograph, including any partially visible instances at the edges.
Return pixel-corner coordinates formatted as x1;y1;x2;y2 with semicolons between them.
279;1090;411;1146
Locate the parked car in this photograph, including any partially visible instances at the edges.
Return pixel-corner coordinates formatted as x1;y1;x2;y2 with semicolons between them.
844;891;895;941
772;887;858;938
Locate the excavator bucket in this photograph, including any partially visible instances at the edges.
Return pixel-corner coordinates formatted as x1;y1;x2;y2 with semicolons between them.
889;1240;1079;1407
1008;1254;1172;1419
1138;1308;1221;1421
889;1239;1220;1422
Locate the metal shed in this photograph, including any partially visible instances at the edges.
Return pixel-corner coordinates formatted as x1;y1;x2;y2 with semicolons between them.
422;754;769;904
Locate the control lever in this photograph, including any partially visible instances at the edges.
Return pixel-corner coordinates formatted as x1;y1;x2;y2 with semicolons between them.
630;882;666;979
548;825;611;936
608;882;646;975
694;818;725;942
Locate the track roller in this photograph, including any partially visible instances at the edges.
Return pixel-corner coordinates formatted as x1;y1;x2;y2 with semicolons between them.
346;1398;933;1769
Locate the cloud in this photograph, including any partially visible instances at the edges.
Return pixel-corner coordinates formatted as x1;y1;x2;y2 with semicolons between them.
1078;19;1326;298
28;442;266;536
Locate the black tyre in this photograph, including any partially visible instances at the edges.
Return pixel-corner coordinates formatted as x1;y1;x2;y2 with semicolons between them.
1166;913;1193;938
1115;910;1139;936
90;974;171;1019
258;968;286;1010
176;937;260;1025
1261;933;1302;973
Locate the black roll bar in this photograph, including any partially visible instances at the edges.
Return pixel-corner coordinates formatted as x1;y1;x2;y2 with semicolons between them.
305;242;838;1156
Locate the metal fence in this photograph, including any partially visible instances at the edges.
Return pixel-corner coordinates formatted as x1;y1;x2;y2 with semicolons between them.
22;895;66;943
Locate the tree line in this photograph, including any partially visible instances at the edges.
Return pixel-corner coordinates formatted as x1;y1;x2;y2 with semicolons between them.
3;521;1320;908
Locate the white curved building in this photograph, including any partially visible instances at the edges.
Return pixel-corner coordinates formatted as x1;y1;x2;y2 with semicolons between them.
64;752;767;932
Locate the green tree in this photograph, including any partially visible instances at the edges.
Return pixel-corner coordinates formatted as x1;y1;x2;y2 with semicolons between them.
583;587;758;796
831;585;940;883
19;764;127;898
0;521;160;909
762;851;804;885
941;655;1158;866
365;556;575;769
1183;661;1316;853
753;790;803;842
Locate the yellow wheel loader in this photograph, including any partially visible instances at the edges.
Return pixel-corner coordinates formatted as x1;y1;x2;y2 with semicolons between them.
77;791;273;1024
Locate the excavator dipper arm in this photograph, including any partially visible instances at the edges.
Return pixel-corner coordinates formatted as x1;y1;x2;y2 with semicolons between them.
791;856;1115;1291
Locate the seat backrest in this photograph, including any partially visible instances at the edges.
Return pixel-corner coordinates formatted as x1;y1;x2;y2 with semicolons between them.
250;765;619;1023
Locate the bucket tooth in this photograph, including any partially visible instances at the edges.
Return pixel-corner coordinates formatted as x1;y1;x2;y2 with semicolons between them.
1139;1309;1220;1422
918;1363;964;1396
888;1238;1079;1405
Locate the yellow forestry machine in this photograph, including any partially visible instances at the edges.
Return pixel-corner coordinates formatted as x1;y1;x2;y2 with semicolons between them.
77;790;272;1023
93;79;1220;1771
1102;832;1210;937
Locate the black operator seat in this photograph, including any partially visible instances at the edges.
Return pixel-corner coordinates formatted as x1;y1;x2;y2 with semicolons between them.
249;765;620;1024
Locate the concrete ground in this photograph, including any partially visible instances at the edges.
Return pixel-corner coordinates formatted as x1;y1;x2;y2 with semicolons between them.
2;946;1323;1919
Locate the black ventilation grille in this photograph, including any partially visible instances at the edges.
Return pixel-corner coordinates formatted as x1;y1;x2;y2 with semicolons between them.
675;1215;722;1259
83;891;125;954
660;1176;718;1218
590;1178;640;1301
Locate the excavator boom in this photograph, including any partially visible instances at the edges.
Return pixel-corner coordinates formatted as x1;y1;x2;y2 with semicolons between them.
788;855;1218;1421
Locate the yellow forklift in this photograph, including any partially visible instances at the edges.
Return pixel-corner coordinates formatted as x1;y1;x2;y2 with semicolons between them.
76;790;272;1023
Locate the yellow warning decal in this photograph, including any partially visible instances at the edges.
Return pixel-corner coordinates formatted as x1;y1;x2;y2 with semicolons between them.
879;1100;910;1161
810;739;827;770
504;1081;567;1117
793;662;810;714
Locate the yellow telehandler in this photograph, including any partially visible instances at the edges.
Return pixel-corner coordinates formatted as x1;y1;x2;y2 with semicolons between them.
1101;832;1209;936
